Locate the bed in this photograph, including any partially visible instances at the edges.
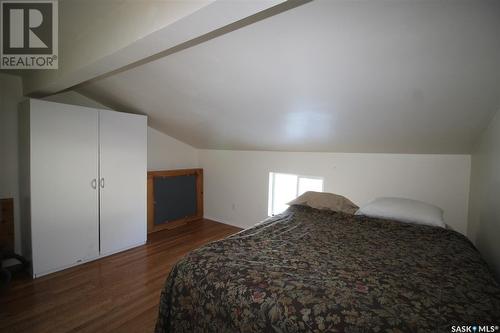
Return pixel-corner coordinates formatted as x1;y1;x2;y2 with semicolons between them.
155;205;500;332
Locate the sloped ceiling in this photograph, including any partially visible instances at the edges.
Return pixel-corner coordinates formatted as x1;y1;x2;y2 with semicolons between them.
78;0;500;153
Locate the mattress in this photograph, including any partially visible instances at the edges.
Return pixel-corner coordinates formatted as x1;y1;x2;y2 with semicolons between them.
155;205;500;332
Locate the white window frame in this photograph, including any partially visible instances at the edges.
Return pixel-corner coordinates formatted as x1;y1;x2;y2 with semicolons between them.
268;172;324;216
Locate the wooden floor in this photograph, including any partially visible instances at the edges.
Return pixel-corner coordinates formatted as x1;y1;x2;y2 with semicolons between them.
0;219;241;333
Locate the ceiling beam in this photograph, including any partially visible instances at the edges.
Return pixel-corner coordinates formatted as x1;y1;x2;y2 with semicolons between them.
23;0;295;97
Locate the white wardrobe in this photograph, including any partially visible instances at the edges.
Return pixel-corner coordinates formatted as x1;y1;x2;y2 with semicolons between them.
19;99;147;278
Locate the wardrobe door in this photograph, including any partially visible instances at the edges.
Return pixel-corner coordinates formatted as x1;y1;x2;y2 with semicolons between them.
99;110;147;255
30;99;99;277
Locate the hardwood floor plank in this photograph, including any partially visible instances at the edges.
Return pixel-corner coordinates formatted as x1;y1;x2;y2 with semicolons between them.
0;219;241;333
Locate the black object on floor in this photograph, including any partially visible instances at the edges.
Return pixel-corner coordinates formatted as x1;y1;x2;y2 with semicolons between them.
1;248;29;289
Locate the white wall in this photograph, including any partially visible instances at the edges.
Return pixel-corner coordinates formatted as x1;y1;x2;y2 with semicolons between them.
0;73;24;253
0;81;198;254
468;109;500;279
199;150;471;234
44;90;109;109
148;127;198;171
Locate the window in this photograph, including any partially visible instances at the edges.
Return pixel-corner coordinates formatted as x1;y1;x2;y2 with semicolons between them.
268;172;324;216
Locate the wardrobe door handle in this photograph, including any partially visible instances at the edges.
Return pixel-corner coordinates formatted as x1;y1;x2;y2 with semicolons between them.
100;178;105;188
91;179;97;189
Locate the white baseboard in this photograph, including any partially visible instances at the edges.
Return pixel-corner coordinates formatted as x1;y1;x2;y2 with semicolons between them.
203;215;243;228
203;215;262;232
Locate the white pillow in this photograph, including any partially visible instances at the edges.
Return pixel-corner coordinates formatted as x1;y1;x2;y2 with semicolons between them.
355;197;445;228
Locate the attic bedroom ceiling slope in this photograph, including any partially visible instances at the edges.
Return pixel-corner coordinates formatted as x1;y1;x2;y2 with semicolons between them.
28;0;500;154
20;0;288;96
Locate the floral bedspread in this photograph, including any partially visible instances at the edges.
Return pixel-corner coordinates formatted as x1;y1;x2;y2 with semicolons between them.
155;205;500;332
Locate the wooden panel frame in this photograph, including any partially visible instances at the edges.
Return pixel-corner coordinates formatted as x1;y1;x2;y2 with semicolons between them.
0;198;14;251
147;168;203;234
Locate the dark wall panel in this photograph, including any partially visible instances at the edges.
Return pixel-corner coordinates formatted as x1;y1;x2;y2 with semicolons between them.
153;175;197;225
